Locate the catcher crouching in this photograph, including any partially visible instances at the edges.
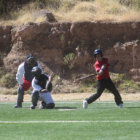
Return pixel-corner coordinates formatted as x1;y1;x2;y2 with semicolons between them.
30;66;55;109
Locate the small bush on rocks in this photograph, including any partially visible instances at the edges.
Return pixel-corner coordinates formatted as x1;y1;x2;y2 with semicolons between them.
0;73;16;88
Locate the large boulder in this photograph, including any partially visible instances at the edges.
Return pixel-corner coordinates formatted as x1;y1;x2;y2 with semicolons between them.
33;9;57;23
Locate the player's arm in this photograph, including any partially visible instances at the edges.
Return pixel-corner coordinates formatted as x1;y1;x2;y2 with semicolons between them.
97;64;106;76
94;61;107;76
45;74;53;92
97;58;109;76
32;78;42;92
16;63;25;85
37;62;44;74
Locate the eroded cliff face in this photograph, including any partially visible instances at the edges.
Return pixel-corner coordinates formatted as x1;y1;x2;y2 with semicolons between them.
0;26;12;65
104;40;140;80
1;22;140;80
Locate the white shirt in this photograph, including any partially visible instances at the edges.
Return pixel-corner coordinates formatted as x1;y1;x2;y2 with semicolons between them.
32;76;54;104
16;62;43;85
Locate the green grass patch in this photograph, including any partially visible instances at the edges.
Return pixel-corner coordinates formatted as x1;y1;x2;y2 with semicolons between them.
0;101;140;139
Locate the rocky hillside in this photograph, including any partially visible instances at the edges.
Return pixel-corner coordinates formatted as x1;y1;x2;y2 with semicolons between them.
0;21;140;81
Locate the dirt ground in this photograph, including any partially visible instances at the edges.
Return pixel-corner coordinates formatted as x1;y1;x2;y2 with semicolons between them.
0;92;140;102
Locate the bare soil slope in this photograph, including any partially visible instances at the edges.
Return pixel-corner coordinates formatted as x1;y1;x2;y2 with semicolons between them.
0;93;140;102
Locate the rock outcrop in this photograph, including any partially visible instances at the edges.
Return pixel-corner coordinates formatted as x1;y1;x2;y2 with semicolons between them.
33;9;57;23
1;21;140;81
0;26;12;65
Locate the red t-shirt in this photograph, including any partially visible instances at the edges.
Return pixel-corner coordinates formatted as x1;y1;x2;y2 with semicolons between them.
94;58;110;80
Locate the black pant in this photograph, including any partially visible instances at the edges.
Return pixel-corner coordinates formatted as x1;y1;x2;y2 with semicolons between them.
87;78;123;105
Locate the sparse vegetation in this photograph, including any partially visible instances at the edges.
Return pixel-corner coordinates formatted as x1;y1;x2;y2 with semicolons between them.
0;0;140;25
0;73;16;88
78;80;97;93
120;80;140;92
63;53;76;70
110;73;140;92
0;0;140;94
119;0;140;9
76;73;140;93
0;67;6;78
53;74;61;86
0;87;17;95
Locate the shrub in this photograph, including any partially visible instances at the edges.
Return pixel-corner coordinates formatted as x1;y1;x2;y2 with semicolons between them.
0;67;6;78
0;73;16;88
63;53;76;70
110;73;140;92
119;0;140;10
0;0;5;15
1;88;17;95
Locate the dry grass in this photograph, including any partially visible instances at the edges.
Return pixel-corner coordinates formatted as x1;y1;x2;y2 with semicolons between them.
0;0;140;25
0;87;17;95
0;92;140;102
55;0;140;22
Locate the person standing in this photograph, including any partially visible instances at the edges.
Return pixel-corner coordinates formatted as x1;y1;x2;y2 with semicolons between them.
14;54;43;108
83;49;123;109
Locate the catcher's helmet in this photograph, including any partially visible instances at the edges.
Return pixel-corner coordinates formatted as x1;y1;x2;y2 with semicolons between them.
32;66;41;77
94;49;103;57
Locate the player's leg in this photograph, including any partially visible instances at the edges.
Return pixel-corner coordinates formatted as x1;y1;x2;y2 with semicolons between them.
87;80;105;103
39;101;47;109
106;78;123;107
83;80;105;108
46;103;55;109
14;78;31;108
39;101;55;109
30;90;39;109
39;92;55;109
14;86;24;108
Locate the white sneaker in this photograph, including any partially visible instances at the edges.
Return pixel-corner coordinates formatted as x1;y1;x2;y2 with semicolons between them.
118;103;123;108
83;99;88;109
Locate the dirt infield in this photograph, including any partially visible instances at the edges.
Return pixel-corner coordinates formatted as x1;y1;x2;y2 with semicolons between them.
0;93;140;102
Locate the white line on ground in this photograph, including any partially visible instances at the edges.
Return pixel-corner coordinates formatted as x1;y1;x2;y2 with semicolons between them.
0;120;140;123
0;101;140;104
